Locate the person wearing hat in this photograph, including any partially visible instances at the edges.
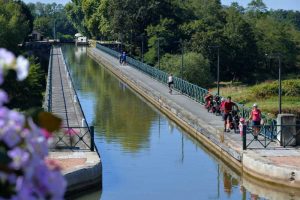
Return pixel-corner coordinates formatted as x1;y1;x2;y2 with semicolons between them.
223;96;238;132
249;103;262;139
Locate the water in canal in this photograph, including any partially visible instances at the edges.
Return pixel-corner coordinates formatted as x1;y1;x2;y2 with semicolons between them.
62;45;296;200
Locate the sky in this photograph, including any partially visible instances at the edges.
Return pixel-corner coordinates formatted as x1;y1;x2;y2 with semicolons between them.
222;0;300;11
23;0;300;11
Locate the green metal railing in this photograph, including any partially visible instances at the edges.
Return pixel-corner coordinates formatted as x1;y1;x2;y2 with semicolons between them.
96;43;274;124
61;48;95;151
45;47;53;112
96;43;208;104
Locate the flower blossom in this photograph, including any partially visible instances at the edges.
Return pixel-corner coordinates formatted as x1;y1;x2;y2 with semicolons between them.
0;48;15;67
8;147;30;170
0;90;8;107
0;48;66;199
16;56;29;81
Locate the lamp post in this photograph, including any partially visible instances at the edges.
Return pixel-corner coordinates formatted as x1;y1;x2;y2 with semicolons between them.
53;19;56;40
119;33;124;53
130;29;133;56
141;38;144;62
180;39;184;79
172;39;185;79
209;46;220;96
139;34;145;63
157;38;160;69
266;53;282;114
279;56;282;114
156;37;163;69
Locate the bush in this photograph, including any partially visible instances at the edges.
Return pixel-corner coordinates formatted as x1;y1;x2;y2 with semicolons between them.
250;79;300;98
2;56;45;110
58;34;74;43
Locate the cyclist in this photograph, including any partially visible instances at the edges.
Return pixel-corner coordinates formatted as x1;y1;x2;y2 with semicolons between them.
204;93;213;111
223;96;238;132
120;51;126;65
168;73;174;94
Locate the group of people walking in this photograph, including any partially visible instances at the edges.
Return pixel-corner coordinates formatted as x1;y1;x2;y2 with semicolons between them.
204;93;262;137
120;52;262;138
166;73;262;137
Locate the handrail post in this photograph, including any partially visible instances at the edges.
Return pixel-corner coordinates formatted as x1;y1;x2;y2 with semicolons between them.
243;125;247;150
48;47;53;112
90;126;95;151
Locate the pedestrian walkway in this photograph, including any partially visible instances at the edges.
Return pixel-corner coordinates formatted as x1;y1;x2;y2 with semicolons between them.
88;46;300;189
45;46;102;195
47;46;92;151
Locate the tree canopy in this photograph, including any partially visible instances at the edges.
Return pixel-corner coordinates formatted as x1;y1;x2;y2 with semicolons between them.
28;2;76;39
0;0;33;52
62;0;300;85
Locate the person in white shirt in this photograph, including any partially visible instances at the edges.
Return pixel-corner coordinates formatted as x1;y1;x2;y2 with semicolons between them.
168;74;174;94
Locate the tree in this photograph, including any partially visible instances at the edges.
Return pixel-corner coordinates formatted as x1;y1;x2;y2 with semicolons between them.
247;0;267;13
34;17;52;36
160;52;212;87
0;0;33;52
65;1;88;36
2;57;45;110
144;18;178;65
222;5;259;81
254;16;298;77
30;2;76;38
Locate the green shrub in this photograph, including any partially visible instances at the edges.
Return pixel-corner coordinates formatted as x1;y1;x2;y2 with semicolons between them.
250;79;300;98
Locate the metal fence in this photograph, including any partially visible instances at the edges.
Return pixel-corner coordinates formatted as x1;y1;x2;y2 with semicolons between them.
242;124;300;149
60;48;95;151
52;126;94;151
46;46;95;151
44;47;53;112
95;43;274;124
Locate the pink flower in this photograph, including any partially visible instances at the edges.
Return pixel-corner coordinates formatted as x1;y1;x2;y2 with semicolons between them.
64;128;79;136
40;128;52;140
45;158;62;171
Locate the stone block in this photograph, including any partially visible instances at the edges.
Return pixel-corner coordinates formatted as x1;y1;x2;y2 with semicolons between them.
277;114;297;146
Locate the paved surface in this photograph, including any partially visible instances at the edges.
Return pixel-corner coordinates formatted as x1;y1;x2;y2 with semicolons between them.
89;46;300;188
47;46;102;195
50;46;91;150
49;152;102;196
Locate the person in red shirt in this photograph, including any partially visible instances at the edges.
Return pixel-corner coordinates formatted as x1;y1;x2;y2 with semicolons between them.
223;96;238;132
204;93;213;110
248;103;262;139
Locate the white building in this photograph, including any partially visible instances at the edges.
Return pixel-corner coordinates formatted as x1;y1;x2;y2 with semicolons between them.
75;33;88;45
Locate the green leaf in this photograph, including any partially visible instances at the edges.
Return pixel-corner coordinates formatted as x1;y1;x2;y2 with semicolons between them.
38;112;62;132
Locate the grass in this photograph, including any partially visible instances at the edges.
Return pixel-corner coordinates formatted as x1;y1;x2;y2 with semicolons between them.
211;80;300;118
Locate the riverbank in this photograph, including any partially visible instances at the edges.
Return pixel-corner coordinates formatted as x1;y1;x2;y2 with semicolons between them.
88;46;300;189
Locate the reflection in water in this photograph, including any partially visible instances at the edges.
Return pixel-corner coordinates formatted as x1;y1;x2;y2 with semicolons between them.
62;45;300;200
64;45;156;153
222;171;239;197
